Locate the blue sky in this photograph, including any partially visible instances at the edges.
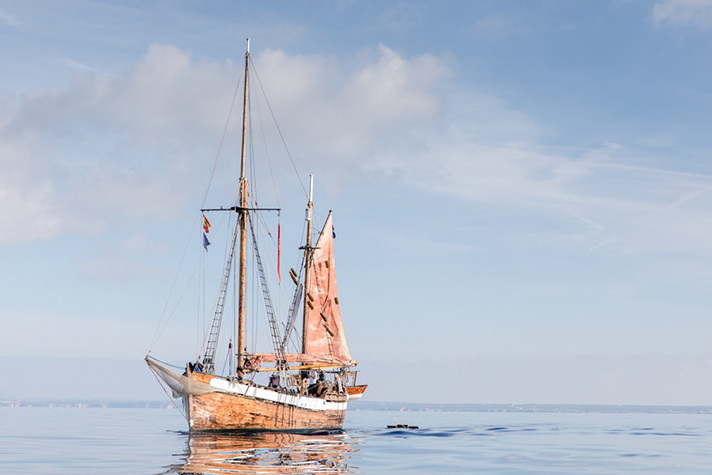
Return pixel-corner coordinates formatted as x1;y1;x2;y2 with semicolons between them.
2;0;712;405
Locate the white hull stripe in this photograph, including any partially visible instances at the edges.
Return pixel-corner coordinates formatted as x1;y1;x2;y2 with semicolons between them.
208;378;347;412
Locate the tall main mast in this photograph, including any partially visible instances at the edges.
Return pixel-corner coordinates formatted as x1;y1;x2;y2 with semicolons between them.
237;38;250;378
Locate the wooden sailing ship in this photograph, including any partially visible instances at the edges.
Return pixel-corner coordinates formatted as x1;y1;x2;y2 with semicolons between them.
146;39;366;432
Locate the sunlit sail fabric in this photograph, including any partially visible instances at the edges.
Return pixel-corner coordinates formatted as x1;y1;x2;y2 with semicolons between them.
304;212;354;365
146;357;215;397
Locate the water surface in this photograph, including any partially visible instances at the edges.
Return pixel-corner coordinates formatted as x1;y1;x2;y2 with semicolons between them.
1;407;711;473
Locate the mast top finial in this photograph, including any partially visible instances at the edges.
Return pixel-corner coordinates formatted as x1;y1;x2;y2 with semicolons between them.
246;38;250;54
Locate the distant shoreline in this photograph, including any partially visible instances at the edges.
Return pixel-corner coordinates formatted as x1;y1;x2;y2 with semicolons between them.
0;400;178;409
2;399;711;414
350;401;712;414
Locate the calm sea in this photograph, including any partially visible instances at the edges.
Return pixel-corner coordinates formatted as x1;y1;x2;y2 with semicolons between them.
1;406;711;474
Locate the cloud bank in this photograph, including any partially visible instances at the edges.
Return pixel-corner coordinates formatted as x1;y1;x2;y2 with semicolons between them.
652;0;712;29
3;41;712;260
0;44;450;246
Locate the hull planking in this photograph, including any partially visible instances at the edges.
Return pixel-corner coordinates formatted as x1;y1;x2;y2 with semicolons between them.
186;372;347;431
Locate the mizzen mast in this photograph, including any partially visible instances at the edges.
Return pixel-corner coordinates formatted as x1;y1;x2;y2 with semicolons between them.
302;175;314;353
237;38;250;378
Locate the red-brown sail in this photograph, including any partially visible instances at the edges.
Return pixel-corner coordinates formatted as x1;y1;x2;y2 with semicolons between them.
304;212;354;365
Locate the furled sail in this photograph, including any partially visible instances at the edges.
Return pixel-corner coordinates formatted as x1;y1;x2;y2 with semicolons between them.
247;353;349;367
146;356;216;397
304;212;354;365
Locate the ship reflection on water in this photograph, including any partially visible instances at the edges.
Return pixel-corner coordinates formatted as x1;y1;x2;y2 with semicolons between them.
163;430;359;474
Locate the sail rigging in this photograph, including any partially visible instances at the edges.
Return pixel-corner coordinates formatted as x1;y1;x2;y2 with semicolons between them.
202;217;240;373
247;213;287;370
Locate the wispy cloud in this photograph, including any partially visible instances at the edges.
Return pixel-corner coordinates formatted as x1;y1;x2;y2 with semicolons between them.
58;57;98;72
77;256;167;283
588;238;615;253
0;8;23;27
473;13;513;36
652;0;712;30
367;86;712;255
665;186;712;208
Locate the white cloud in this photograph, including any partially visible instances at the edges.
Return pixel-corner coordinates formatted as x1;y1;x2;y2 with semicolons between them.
4;40;712;261
0;43;452;246
0;180;59;245
0;8;23;27
250;44;451;160
0;134;60;244
0;44;244;246
652;0;712;29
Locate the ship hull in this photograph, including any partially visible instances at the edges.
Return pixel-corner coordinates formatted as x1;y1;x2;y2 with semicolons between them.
186;372;347;431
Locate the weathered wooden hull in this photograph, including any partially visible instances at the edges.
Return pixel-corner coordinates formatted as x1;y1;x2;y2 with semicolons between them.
186;391;346;431
186;372;347;431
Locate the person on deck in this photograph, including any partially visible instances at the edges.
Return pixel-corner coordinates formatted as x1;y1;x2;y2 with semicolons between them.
307;369;318;395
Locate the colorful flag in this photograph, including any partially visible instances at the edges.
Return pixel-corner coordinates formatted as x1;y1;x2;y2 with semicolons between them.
203;233;210;251
203;215;211;233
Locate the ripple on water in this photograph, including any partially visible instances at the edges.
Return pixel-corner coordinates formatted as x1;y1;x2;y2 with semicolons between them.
2;408;712;474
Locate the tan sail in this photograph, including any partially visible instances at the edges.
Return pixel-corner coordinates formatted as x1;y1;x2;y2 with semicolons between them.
304;212;354;366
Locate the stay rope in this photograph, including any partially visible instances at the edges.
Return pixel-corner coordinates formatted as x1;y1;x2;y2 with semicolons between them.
148;72;243;353
250;57;308;199
370;385;405;427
